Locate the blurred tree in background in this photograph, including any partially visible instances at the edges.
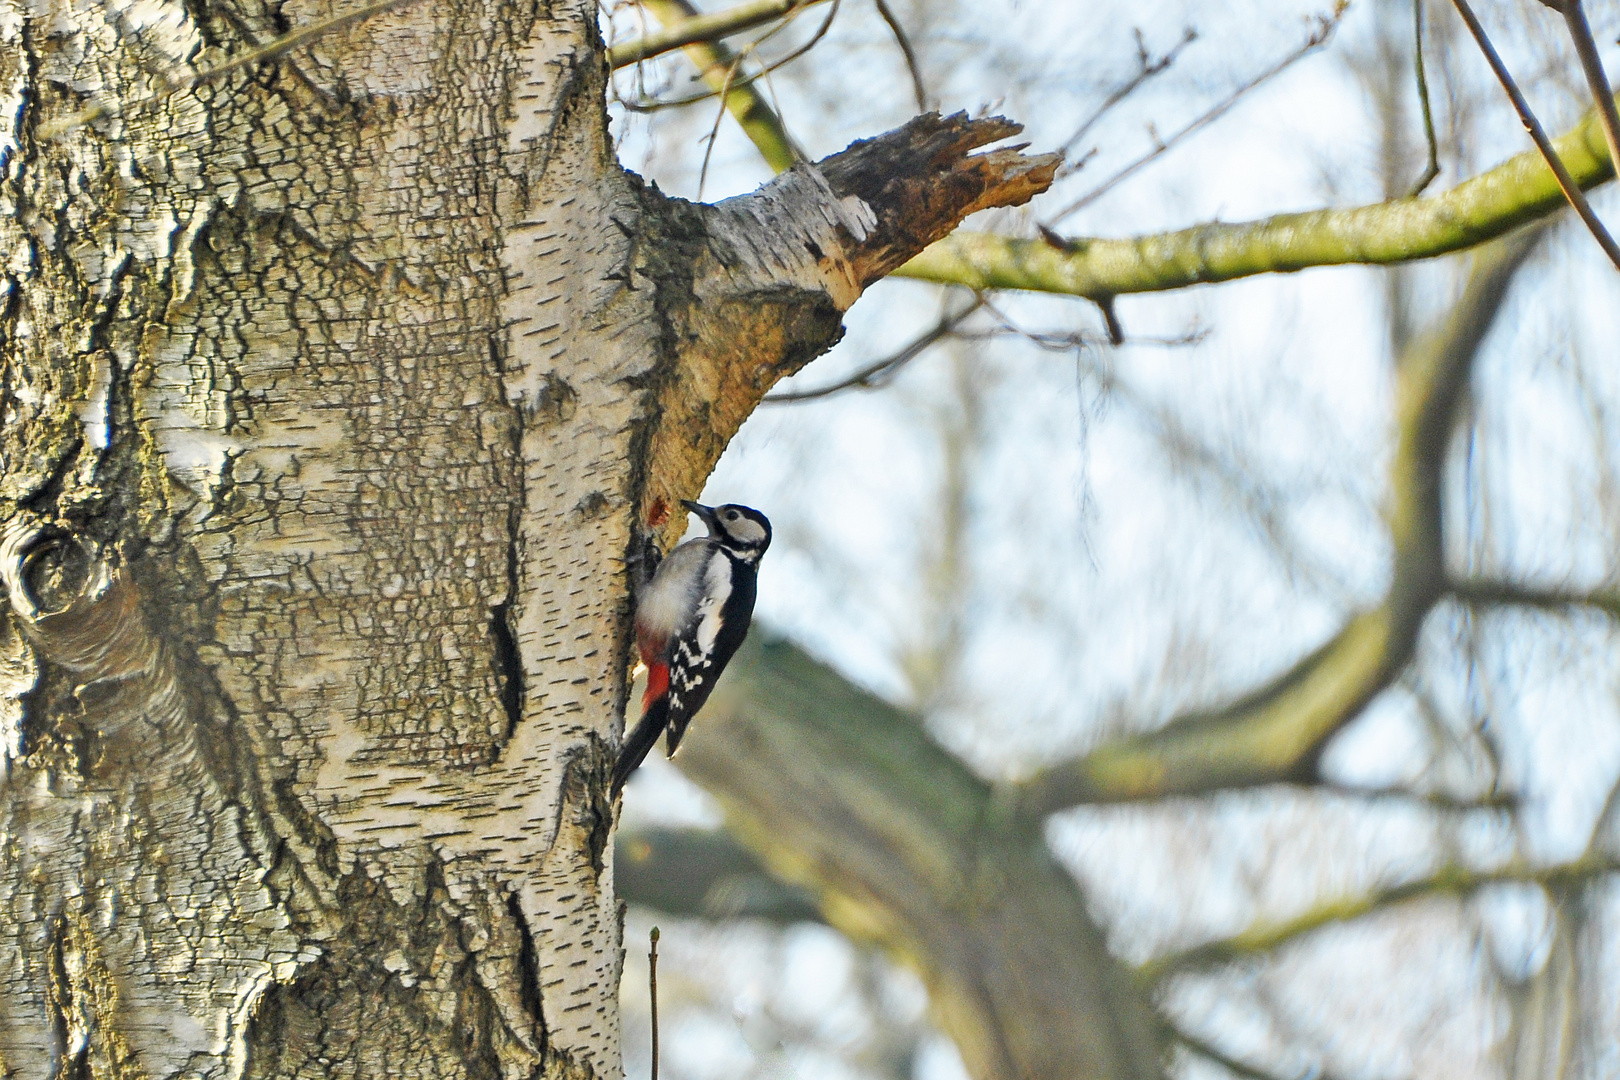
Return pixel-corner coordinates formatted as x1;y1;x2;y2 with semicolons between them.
606;1;1620;1079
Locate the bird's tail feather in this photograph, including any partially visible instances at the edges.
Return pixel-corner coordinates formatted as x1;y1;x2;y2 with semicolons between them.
664;711;693;758
611;695;670;797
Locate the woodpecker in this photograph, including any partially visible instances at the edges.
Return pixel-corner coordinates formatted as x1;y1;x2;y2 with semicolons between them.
611;500;772;797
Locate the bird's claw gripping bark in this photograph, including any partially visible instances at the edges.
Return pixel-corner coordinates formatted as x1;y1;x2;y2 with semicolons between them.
628;530;664;593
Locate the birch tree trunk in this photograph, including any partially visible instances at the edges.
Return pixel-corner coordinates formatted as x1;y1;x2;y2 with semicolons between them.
0;1;1053;1075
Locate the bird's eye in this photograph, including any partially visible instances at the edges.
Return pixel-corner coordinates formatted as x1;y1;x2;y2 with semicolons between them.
725;510;739;521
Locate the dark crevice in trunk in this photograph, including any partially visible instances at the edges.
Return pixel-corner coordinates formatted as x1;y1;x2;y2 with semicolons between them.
492;598;526;742
507;890;547;1045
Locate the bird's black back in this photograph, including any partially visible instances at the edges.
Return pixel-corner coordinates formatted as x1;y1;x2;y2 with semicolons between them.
662;551;757;755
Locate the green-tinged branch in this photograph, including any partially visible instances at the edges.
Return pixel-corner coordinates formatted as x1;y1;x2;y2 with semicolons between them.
1014;232;1540;815
1143;853;1620;982
609;0;828;69
895;102;1613;298
627;0;804;172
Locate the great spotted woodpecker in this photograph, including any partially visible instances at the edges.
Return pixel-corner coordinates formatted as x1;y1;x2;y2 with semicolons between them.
611;500;772;796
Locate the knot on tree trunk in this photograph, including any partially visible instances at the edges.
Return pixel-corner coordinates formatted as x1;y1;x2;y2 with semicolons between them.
1;521;184;745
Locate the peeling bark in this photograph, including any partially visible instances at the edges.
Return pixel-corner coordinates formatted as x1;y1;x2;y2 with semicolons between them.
0;0;1053;1074
634;112;1057;545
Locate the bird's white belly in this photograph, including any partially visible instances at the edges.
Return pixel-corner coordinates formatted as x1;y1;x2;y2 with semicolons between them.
637;541;712;639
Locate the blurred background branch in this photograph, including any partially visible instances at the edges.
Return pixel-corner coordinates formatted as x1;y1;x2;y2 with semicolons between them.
1146;853;1620;982
610;0;830;68
1014;228;1540;814
1452;579;1620;619
617;826;824;922
671;633;1165;1080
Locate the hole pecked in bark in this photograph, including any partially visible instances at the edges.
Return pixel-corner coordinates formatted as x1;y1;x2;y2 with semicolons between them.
491;601;525;742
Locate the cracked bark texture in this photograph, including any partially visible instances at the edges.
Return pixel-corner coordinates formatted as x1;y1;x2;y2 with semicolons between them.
0;0;1054;1074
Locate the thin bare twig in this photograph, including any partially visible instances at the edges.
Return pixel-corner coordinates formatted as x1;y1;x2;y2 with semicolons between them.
871;0;929;111
965;322;1207;352
697;51;747;199
1539;0;1620;194
619;0;840;113
40;0;425;139
609;0;825;68
1176;1030;1315;1080
1448;0;1620;269
763;296;984;402
1047;3;1348;225
649;927;661;1080
1057;27;1198;166
619;66;760;111
1408;0;1441;195
765;308;1203;407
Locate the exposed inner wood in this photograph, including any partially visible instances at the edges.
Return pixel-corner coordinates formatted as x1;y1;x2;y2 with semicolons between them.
639;112;1059;546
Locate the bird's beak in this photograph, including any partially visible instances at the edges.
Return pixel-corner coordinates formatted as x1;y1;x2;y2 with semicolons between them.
681;500;719;532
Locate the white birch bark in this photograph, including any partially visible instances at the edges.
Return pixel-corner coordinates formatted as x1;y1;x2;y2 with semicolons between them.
0;0;1054;1074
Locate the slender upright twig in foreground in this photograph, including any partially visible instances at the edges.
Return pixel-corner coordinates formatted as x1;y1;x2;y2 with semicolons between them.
649;927;661;1080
